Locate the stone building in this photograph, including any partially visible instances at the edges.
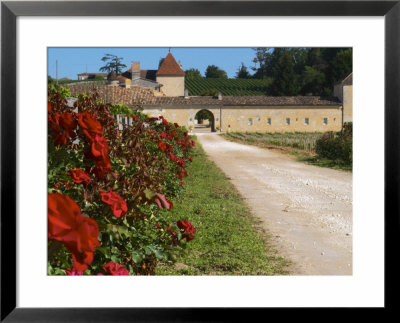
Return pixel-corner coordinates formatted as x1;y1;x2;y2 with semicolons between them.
334;72;353;124
67;53;351;133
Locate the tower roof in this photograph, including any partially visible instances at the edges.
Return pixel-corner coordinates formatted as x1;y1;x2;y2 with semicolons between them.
156;53;185;77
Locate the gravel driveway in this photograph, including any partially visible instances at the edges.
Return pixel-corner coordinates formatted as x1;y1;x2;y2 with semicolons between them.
197;133;352;275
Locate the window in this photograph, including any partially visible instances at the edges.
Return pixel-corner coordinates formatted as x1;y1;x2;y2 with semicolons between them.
323;118;328;125
267;118;271;125
248;118;253;126
305;118;309;125
286;118;290;125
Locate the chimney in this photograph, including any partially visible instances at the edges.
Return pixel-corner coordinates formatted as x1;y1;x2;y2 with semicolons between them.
131;62;140;81
218;92;223;100
184;89;189;99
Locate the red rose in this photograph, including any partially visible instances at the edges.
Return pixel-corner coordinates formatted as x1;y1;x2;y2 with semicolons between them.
65;268;84;276
103;261;129;275
48;101;52;113
188;156;193;162
77;112;103;141
177;219;196;242
91;135;109;160
160;132;167;139
191;140;195;147
49;113;77;146
59;112;77;139
67;169;91;187
48;193;100;271
100;191;128;218
154;193;173;210
177;158;185;168
158;141;167;151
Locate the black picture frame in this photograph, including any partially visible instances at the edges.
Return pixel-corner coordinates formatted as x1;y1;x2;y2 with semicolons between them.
1;1;398;321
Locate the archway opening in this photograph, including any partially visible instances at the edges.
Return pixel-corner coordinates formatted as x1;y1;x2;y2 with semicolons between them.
194;109;215;133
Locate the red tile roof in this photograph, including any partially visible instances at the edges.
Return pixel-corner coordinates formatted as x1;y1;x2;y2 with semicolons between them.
156;53;185;77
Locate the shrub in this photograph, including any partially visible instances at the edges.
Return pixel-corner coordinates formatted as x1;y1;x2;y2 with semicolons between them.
48;88;196;275
315;122;352;164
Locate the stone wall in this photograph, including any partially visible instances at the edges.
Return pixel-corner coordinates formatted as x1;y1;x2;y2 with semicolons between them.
343;85;353;123
156;76;184;97
142;105;342;133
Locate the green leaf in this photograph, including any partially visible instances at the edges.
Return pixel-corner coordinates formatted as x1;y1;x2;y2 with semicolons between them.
143;189;155;200
131;250;144;264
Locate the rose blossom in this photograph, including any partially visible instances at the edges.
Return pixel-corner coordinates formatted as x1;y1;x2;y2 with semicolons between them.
103;261;129;275
100;191;128;218
77;112;103;141
177;219;196;242
67;168;91;187
48;193;100;271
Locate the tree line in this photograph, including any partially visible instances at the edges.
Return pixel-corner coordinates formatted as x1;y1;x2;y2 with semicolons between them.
185;48;352;96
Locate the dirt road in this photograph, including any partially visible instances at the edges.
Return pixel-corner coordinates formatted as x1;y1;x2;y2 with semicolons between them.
197;133;352;275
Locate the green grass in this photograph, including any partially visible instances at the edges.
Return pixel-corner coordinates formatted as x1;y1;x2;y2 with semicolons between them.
222;132;352;172
290;151;352;172
224;131;323;152
155;137;289;275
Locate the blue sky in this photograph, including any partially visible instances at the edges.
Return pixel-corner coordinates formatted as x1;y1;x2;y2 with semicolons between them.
47;47;257;80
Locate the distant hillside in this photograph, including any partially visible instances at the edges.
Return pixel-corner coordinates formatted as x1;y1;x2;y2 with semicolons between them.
185;78;272;96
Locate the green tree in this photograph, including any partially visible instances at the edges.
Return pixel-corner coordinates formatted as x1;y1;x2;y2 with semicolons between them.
236;62;251;79
100;54;127;75
330;48;352;83
251;47;273;79
269;49;300;96
205;65;228;79
185;68;203;80
301;66;325;95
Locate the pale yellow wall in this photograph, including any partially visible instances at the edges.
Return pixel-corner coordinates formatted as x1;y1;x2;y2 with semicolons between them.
142;105;342;133
220;106;342;132
343;85;353;123
156;76;184;97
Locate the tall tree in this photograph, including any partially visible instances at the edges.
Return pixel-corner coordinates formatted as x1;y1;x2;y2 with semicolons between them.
185;68;203;80
269;49;300;96
330;48;352;83
205;65;228;79
251;47;273;79
100;54;127;75
236;62;251;79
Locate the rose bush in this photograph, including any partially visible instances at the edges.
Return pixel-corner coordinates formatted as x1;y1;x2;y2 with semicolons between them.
48;87;196;275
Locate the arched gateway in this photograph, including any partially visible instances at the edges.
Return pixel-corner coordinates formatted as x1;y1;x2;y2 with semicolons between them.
194;109;216;133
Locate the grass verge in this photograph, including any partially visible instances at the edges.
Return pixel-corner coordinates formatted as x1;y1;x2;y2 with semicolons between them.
155;137;289;275
222;132;352;172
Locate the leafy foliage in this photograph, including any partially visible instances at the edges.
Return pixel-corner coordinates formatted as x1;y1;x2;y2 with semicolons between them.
236;62;251;79
251;47;352;96
315;122;352;164
48;87;196;275
100;54;127;75
185;68;203;80
205;65;228;79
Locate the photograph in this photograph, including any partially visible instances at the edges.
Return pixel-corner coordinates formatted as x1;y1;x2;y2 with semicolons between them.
47;47;353;276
